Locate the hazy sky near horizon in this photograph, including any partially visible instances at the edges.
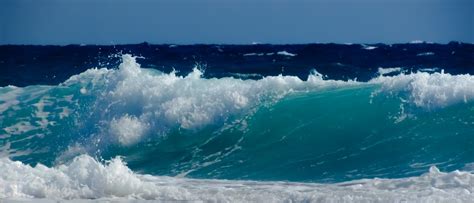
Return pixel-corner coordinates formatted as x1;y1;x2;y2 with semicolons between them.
0;0;472;44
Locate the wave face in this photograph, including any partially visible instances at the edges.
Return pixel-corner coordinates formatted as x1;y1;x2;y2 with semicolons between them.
1;54;474;201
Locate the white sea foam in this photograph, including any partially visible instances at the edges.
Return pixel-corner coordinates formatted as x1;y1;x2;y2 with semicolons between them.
0;155;472;202
0;143;33;159
277;51;297;57
377;67;402;76
33;96;54;129
109;114;149;146
3;121;37;135
362;45;378;50
0;86;22;114
59;107;71;119
370;71;474;108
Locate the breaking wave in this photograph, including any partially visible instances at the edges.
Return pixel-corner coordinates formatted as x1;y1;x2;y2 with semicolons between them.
1;54;474;201
1;155;473;202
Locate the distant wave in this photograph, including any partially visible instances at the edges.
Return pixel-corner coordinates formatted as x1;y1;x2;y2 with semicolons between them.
277;51;297;56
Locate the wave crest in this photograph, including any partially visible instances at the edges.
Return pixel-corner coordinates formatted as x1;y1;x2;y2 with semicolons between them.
371;71;474;108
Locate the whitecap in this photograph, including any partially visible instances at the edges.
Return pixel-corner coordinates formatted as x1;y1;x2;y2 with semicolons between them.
277;51;297;57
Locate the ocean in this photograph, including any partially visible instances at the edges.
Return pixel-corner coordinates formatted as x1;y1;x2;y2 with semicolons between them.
0;42;473;202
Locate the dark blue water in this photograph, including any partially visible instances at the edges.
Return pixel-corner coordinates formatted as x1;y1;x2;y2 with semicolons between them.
1;42;473;87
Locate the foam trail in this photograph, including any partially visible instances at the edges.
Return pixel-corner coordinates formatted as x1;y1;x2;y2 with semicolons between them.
0;155;472;202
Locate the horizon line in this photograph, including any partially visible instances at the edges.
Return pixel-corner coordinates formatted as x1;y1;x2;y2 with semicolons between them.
0;40;472;46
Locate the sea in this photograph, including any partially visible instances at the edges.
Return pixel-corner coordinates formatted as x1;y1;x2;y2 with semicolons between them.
0;42;473;202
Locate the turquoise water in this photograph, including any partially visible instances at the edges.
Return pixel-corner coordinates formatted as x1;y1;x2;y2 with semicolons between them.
1;65;473;183
1;55;474;201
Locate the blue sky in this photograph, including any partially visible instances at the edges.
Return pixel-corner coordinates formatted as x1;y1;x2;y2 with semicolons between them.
0;0;472;44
